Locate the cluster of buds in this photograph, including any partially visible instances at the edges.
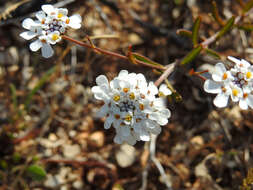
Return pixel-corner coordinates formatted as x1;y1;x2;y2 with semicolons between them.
92;70;172;145
20;4;82;58
204;56;253;109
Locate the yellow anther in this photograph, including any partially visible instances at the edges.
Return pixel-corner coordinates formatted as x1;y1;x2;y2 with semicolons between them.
114;114;120;119
140;94;145;99
124;114;132;122
123;88;129;93
129;92;135;100
232;89;239;97
65;18;70;24
243;93;248;99
222;73;228;80
52;34;60;41
158;92;165;97
41;19;45;24
221;87;227;93
246;72;252;79
139;104;144;110
57;13;64;18
113;95;120;102
136;118;142;123
40;39;47;43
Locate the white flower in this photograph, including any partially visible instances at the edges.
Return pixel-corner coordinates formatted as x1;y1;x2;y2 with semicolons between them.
204;57;253;109
20;4;82;58
92;70;171;145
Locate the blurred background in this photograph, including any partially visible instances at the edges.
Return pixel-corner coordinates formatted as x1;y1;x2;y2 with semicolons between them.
0;0;253;189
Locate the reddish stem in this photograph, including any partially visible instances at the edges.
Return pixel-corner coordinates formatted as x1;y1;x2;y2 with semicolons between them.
62;35;165;70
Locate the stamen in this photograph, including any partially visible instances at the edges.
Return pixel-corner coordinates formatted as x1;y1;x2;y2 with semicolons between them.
129;92;135;99
66;18;70;24
139;104;144;110
52;34;60;41
222;73;228;80
246;72;252;79
243;93;248;99
124;114;132;122
57;13;64;18
123;88;129;93
114;114;120;119
232;89;239;96
113;95;120;102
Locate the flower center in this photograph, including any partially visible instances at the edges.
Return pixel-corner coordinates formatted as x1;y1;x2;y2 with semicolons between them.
243;93;248;99
246;72;252;79
52;34;60;41
124;114;132;122
113;95;120;102
129;92;135;100
232;89;239;97
57;13;64;18
222;73;228;80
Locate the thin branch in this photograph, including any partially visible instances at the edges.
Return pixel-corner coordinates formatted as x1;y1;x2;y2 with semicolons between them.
154;62;176;86
62;35;166;70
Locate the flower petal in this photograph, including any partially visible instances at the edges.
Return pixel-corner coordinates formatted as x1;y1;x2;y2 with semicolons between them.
96;75;109;87
41;43;54;58
29;40;42;51
35;11;46;21
104;115;114;129
42;4;55;15
213;93;229;108
239;99;248;110
20;31;37;40
22;18;35;29
68;14;82;29
204;80;222;94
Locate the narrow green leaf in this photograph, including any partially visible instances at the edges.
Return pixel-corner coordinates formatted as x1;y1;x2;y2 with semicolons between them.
205;48;221;59
25;66;56;110
180;45;203;65
10;84;18;110
243;0;253;13
211;1;225;26
216;16;235;40
192;17;201;46
26;165;46;181
237;24;253;31
176;29;192;38
132;53;163;67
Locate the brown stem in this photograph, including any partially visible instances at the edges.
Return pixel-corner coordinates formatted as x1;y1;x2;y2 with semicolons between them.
62;35;166;70
154;62;176;86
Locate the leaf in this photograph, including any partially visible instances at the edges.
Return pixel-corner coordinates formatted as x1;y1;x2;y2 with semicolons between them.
205;48;221;59
131;53;163;67
26;165;46;181
180;45;203;65
211;1;225;26
10;84;18;110
216;16;235;41
192;17;201;46
237;24;253;31
25;66;56;110
243;0;253;13
176;29;192;38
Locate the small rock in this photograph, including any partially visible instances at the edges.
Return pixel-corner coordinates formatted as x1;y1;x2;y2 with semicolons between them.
88;131;105;148
190;136;204;149
73;180;83;189
63;144;81;158
115;144;136;168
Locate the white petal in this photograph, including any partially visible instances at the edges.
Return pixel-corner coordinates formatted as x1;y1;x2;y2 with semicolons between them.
20;31;37;40
29;40;42;51
213;93;229;108
96;75;109;86
159;84;172;96
239;99;248;110
58;8;68;16
91;86;108;100
204;80;222;94
36;11;46;21
247;95;253;109
104;115;114;129
125;135;137;145
42;4;55;15
22;18;35;29
41;43;54;58
139;130;150;141
68;15;82;29
113;134;123;144
96;104;109;117
119;126;130;137
215;62;226;75
118;70;128;78
159;108;171;119
227;56;241;65
148;82;158;95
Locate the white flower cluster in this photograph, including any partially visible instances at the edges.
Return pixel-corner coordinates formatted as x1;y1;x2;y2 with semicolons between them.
20;4;82;58
204;56;253;109
92;70;172;145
